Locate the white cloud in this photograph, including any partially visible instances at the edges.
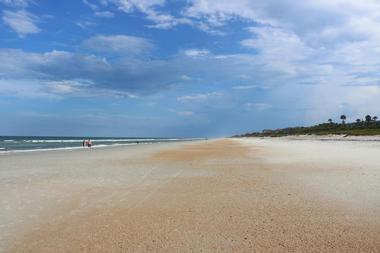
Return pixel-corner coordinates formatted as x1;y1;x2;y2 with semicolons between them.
48;82;77;94
177;92;223;102
184;0;259;26
191;1;379;121
105;0;191;29
94;11;114;18
3;0;380;128
180;75;192;81
183;49;210;57
0;79;61;99
3;0;380;134
82;35;154;55
88;0;380;39
108;0;165;13
232;85;256;90
45;80;93;94
241;26;316;75
82;0;98;10
184;0;380;57
0;0;30;7
0;47;260;99
184;0;380;34
2;10;40;36
145;14;191;29
75;20;96;29
304;84;380;123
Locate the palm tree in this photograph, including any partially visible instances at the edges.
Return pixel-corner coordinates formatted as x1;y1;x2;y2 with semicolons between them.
365;115;372;123
356;119;361;124
374;116;378;122
328;118;333;124
340;115;346;124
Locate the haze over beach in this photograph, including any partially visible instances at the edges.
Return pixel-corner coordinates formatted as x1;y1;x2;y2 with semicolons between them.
1;0;380;252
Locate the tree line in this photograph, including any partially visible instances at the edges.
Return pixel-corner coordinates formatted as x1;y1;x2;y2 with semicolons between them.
330;114;378;125
235;114;380;137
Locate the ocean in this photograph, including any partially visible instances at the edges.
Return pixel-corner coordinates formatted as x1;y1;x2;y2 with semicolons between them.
0;136;194;153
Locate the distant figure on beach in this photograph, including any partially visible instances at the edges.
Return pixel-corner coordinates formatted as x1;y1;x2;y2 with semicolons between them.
87;139;92;148
82;140;86;148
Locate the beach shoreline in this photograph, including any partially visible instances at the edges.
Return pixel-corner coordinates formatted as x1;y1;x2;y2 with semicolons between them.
1;138;380;252
0;136;203;154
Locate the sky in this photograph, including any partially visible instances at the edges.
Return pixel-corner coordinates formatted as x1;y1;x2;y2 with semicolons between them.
1;0;380;137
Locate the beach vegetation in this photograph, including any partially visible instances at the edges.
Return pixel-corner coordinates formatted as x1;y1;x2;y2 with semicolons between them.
340;115;346;124
235;114;380;137
365;115;372;123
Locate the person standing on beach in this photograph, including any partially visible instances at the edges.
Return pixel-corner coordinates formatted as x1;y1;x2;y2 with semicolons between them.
87;139;92;148
82;140;86;148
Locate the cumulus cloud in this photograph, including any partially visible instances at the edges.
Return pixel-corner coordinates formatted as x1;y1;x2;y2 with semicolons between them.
238;23;380;109
82;35;154;55
4;0;380;124
241;26;315;75
3;0;380;135
2;10;40;36
0;47;260;99
184;0;380;35
87;0;380;39
183;0;379;120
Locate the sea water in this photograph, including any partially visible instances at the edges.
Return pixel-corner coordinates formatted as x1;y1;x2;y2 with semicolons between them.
0;136;195;153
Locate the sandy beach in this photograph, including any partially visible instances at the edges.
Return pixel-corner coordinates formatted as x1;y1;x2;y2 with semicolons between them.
1;138;380;252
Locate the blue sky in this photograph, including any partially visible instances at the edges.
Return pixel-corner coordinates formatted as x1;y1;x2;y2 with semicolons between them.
1;0;380;137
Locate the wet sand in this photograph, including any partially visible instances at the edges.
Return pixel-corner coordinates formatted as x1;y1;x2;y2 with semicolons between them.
1;138;380;252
